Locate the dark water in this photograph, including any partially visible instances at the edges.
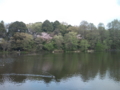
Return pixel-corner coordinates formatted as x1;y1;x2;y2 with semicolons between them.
0;52;120;90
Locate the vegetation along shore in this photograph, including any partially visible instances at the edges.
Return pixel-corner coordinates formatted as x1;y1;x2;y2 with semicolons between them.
0;19;120;53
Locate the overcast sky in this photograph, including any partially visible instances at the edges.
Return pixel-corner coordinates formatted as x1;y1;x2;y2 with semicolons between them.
0;0;120;26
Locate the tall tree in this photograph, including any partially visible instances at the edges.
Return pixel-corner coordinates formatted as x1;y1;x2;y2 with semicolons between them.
10;32;34;51
80;39;90;52
107;19;120;49
88;23;97;30
42;20;53;32
0;21;6;38
53;34;64;49
0;39;11;51
79;21;89;39
67;26;79;33
26;22;42;34
53;20;60;30
98;23;108;42
64;32;78;50
59;23;68;35
8;21;28;37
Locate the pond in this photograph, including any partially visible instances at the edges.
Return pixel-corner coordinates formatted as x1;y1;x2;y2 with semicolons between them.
0;52;120;90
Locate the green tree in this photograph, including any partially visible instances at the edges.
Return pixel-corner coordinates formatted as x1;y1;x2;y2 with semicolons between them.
95;42;105;51
43;41;54;51
53;34;63;49
42;20;53;32
80;39;90;52
107;19;120;49
26;22;42;34
34;37;45;51
98;23;108;42
59;23;68;35
67;26;79;33
53;20;60;30
88;23;97;30
10;32;34;51
79;21;89;39
0;21;6;38
64;32;78;51
0;39;11;51
86;29;100;49
8;21;28;37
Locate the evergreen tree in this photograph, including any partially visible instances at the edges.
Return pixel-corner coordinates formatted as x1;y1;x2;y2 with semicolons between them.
8;21;28;37
42;20;53;32
0;21;6;38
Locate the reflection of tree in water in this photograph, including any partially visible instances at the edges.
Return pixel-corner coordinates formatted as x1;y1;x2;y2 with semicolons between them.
79;53;108;81
0;75;26;85
0;52;120;84
10;76;26;83
108;53;120;82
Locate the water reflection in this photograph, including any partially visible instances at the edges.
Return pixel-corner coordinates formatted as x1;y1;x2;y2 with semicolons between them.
0;52;120;85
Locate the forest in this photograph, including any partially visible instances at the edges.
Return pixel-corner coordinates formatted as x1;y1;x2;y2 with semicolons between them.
0;19;120;52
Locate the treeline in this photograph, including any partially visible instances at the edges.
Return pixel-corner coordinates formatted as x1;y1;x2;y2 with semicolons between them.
0;19;120;52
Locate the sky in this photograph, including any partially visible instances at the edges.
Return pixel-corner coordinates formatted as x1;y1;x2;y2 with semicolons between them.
0;0;120;26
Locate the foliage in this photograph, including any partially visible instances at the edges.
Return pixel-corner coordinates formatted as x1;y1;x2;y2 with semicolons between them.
59;23;68;35
80;39;90;52
1;19;120;52
43;41;54;51
67;26;79;33
64;32;78;51
86;29;100;49
42;20;53;32
0;21;6;38
10;32;34;51
34;37;45;51
8;21;28;37
0;39;11;51
107;19;120;49
95;42;105;51
53;34;64;49
26;22;42;34
53;20;60;30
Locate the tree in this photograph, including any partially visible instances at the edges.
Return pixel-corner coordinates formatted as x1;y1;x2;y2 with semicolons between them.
86;29;100;49
10;32;34;51
64;32;78;51
8;21;28;37
0;39;11;51
98;23;107;42
59;23;68;35
0;21;6;38
43;41;54;51
34;37;44;51
88;23;97;30
79;21;89;39
53;34;64;49
95;42;105;51
26;22;42;34
53;20;60;30
80;39;90;52
42;20;53;32
107;19;120;49
67;26;79;33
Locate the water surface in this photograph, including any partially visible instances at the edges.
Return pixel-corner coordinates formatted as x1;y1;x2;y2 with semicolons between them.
0;52;120;90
